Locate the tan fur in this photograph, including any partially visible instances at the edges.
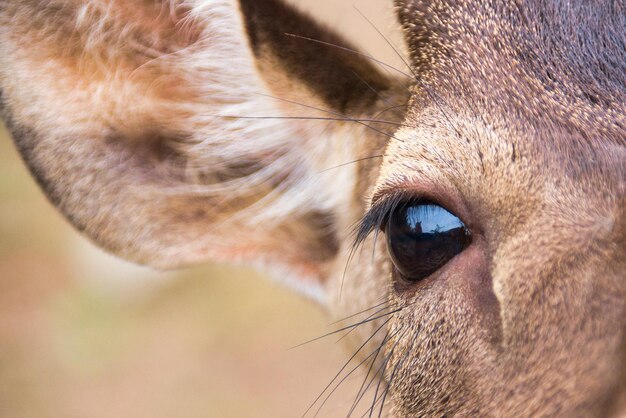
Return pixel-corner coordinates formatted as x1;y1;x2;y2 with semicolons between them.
1;0;624;416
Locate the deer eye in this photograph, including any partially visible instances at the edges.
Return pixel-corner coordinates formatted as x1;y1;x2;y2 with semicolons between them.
385;202;471;282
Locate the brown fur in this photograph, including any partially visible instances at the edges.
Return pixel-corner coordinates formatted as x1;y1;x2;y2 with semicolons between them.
0;0;624;416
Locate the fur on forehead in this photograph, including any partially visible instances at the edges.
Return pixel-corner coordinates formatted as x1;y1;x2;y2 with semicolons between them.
395;0;626;144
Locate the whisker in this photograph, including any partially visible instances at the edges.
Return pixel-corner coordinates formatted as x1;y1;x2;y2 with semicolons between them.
347;326;402;417
330;297;390;325
352;6;412;78
363;327;407;418
282;32;412;120
361;327;406;417
289;308;403;350
347;341;386;416
340;232;361;299
353;6;465;140
284;33;414;81
335;302;395;344
342;205;386;299
372;104;408;122
215;115;404;126
314;347;381;418
366;351;393;417
319;155;384;174
305;318;391;418
371;226;383;265
258;93;403;142
376;339;413;418
349;70;409;118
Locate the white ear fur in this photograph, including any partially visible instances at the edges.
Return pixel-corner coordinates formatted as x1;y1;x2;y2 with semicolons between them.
0;0;394;302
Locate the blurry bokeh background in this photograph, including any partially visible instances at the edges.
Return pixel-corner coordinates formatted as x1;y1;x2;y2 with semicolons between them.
0;1;403;417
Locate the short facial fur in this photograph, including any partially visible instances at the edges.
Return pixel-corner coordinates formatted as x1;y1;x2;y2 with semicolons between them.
0;0;624;416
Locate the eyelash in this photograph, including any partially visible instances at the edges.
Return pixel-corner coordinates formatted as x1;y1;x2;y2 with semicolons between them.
352;191;422;249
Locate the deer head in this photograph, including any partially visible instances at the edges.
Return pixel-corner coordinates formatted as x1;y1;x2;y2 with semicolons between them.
1;0;624;416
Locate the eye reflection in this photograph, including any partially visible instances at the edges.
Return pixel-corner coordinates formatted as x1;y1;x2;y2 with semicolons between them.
386;203;471;282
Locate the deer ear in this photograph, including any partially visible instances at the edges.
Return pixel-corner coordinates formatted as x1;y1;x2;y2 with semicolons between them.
0;0;405;300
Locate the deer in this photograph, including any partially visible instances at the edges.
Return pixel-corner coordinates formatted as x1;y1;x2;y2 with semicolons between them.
0;0;624;416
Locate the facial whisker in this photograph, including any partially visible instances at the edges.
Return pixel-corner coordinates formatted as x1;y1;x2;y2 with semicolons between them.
340;235;360;300
258;93;404;143
284;33;414;81
318;155;385;174
353;6;465;141
349;70;409;118
289;308;403;350
335;302;395;344
371;225;383;265
364;327;407;418
352;6;414;79
215;115;405;126
377;340;413;417
329;297;389;326
372;104;408;121
302;318;391;417
348;325;408;417
347;327;396;417
318;350;381;417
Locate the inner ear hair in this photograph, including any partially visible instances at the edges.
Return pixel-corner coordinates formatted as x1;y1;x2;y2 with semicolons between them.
0;0;407;296
239;0;391;113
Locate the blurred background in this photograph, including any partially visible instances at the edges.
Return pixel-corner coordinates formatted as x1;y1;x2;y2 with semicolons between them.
0;1;403;417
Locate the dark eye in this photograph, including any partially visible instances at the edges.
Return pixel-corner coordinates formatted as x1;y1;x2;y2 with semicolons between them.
385;202;471;282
